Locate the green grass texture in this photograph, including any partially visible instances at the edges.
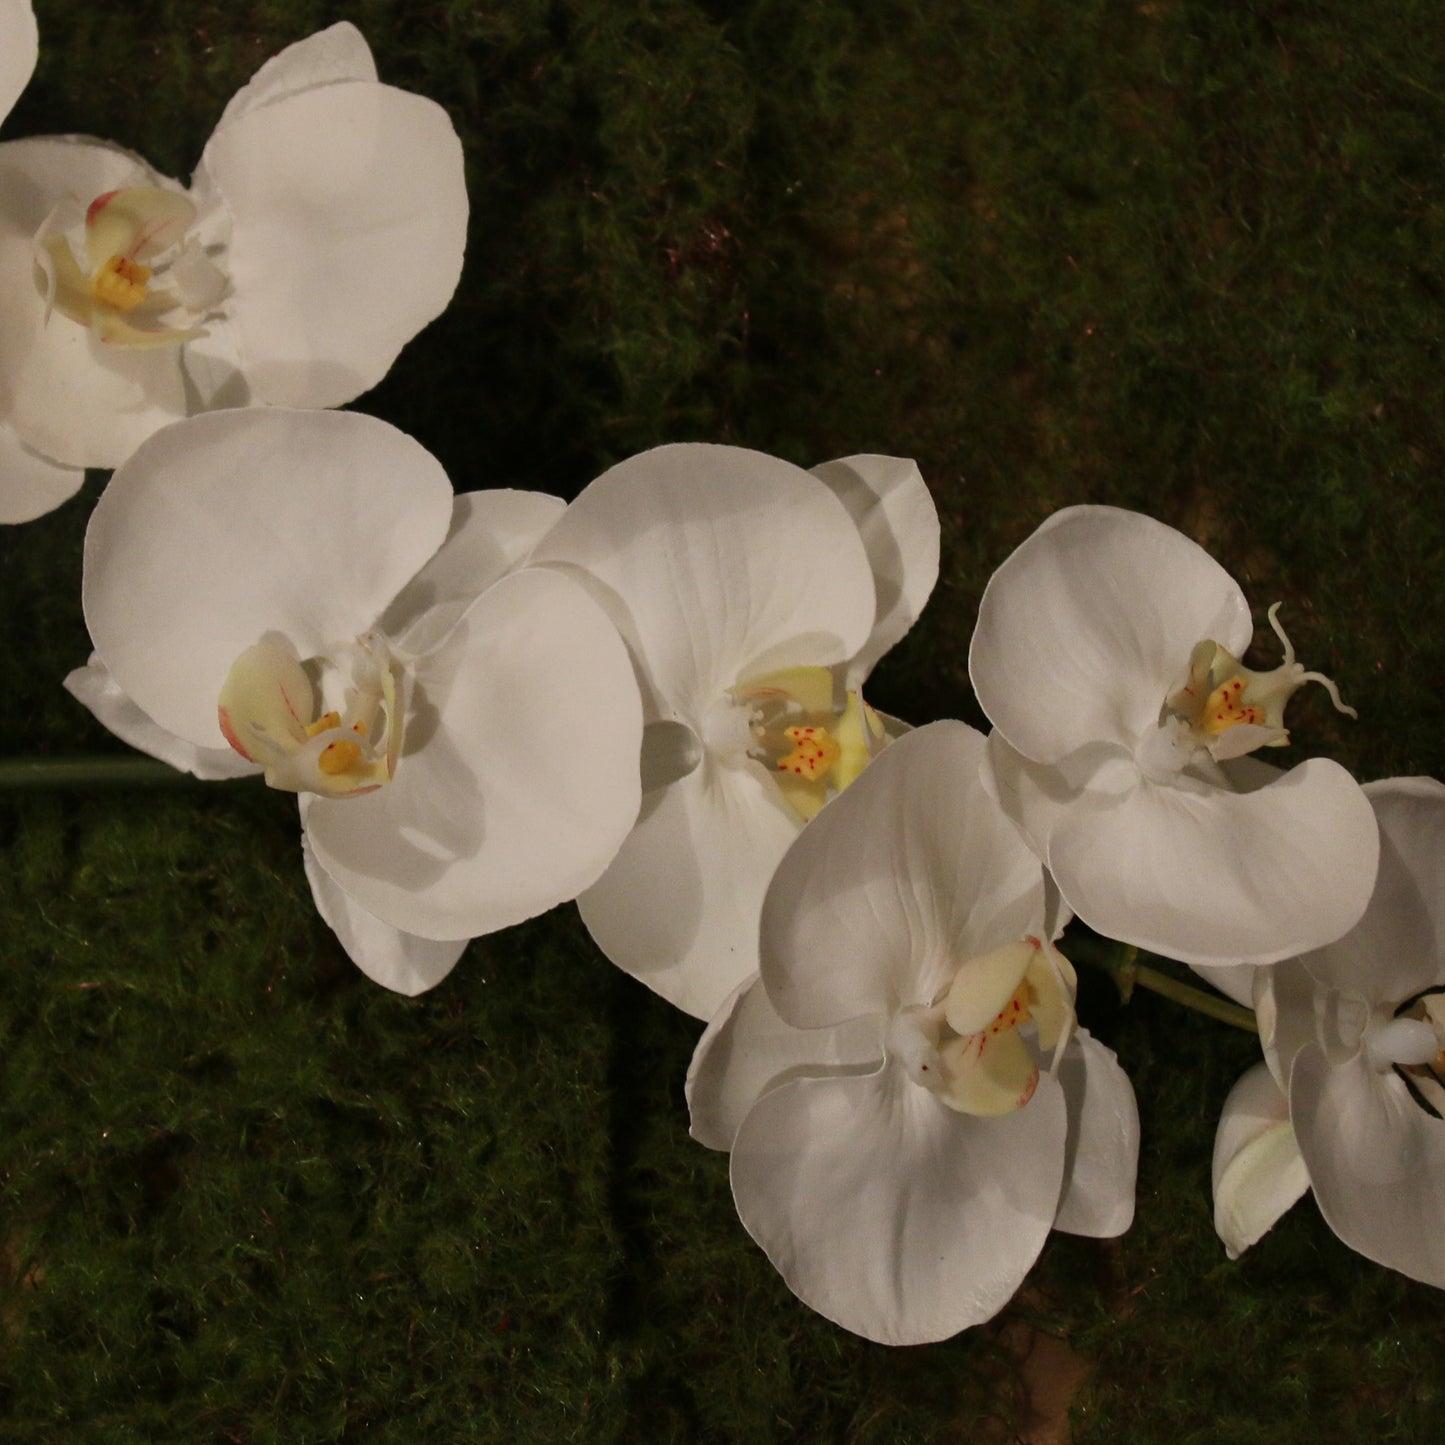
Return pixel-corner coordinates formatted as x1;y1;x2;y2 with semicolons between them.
3;1;1444;1439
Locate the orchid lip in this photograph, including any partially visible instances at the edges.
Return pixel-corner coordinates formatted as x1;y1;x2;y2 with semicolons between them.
1160;603;1356;763
729;664;889;821
33;184;224;348
217;633;403;799
885;936;1077;1119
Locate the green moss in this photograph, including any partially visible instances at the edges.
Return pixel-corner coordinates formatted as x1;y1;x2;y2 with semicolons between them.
5;0;1445;1438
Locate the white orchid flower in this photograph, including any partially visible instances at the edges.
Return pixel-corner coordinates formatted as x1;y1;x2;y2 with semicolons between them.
686;721;1139;1346
970;505;1379;968
530;442;939;1020
1250;777;1445;1287
0;1;36;131
0;22;466;521
65;408;642;994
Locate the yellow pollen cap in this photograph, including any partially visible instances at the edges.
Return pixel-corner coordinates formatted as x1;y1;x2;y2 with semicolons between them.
91;255;152;312
318;739;364;776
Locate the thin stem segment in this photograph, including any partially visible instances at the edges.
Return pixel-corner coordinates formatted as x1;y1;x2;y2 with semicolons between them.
0;756;253;791
1073;936;1259;1035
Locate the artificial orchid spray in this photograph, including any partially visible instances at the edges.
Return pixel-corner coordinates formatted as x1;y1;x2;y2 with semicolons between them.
5;4;1441;1370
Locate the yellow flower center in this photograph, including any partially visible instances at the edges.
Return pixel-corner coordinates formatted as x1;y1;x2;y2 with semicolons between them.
32;185;216;348
732;664;888;820
778;725;842;781
217;639;402;799
886;936;1078;1118
90;254;152;312
1163;603;1356;756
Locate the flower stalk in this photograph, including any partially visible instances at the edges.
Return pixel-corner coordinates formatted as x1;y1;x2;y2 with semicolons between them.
0;755;242;790
1070;936;1259;1034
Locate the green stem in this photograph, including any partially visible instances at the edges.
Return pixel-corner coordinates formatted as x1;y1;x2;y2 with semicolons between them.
1075;939;1259;1034
0;757;254;791
1130;962;1258;1034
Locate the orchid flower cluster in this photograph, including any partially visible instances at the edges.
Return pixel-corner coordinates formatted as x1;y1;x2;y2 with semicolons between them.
7;2;1443;1351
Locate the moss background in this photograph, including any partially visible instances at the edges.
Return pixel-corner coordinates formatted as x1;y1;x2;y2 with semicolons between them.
3;0;1445;1439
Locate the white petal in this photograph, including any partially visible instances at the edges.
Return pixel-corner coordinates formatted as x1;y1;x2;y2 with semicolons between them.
211;23;378;133
809;453;939;684
970;505;1252;764
1211;1061;1308;1259
1052;1030;1140;1238
980;730;1081;862
532;443;877;720
761;721;1046;1031
578;756;801;1020
686;974;883;1151
63;653;258;780
304;567;642;941
195;80;466;409
1296;776;1445;1005
302;834;466;995
0;0;37;128
83;408;454;750
0;419;83;522
0;138;189;468
1289;1044;1445;1287
1047;758;1379;967
1191;962;1257;1010
378;489;566;658
1254;958;1319;1094
730;1065;1067;1345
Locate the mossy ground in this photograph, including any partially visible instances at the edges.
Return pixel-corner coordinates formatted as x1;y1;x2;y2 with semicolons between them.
3;0;1444;1439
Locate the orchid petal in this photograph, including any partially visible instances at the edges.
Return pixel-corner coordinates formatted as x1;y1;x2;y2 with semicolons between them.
0;419;83;523
578;756;801;1020
194;80;466;410
809;453;939;684
304;567;641;944
686;974;883;1151
1047;758;1379;967
63;653;257;780
761;722;1045;1031
211;22;378;133
83;408;454;751
532;443;877;721
378;489;566;658
302;835;466;995
1289;1043;1445;1288
981;729;1132;865
0;138;188;468
730;1064;1067;1345
0;0;37;128
1193;962;1257;1011
1211;1061;1309;1259
1294;776;1445;1005
970;505;1252;764
1053;1030;1139;1237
